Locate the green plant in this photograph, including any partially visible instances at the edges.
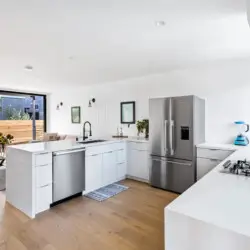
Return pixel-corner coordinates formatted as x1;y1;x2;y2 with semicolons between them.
0;133;14;145
142;119;149;138
136;121;144;136
4;107;31;120
136;119;149;138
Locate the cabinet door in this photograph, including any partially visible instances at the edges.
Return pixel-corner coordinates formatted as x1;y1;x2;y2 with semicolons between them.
103;151;117;185
128;149;149;181
137;150;149;181
117;149;125;164
128;149;138;176
117;163;126;180
36;184;52;214
197;157;221;180
85;154;102;192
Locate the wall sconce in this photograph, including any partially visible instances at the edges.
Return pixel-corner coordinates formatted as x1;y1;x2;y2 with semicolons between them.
56;102;63;110
88;98;96;108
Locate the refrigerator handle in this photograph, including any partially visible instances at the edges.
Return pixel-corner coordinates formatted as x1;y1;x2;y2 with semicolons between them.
169;120;174;155
164;120;168;155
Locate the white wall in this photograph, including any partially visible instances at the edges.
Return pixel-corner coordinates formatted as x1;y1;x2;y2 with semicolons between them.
49;58;250;144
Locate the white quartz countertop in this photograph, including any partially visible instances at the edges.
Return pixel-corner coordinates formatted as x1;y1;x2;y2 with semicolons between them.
166;145;250;237
197;142;241;151
7;136;148;153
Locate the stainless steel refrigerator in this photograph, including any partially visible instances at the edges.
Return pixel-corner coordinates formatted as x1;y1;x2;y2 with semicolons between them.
149;95;205;193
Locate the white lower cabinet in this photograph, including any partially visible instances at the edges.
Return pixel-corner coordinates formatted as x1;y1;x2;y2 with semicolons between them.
128;147;149;182
36;184;52;214
103;151;117;185
196;147;235;180
85;154;103;192
197;158;221;180
117;162;126;180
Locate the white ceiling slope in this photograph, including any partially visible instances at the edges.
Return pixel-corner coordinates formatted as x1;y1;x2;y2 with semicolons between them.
0;0;249;91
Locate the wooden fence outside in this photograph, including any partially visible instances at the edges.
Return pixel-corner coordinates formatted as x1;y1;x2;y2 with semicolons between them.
0;120;44;144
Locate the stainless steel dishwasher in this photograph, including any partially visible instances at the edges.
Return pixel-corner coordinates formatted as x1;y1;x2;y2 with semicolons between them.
52;148;85;203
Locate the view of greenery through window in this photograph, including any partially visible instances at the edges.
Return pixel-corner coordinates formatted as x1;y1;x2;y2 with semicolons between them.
0;93;45;144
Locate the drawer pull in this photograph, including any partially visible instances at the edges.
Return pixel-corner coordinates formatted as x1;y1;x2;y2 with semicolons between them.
89;154;99;157
105;151;113;154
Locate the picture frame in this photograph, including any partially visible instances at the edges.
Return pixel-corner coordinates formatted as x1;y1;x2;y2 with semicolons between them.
120;101;136;125
71;106;81;124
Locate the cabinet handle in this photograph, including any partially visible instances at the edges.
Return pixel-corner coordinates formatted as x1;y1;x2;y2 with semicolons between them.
40;184;51;188
105;151;113;154
89;154;99;157
209;158;219;162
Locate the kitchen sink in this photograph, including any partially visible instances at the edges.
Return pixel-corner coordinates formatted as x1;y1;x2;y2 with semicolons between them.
78;139;107;144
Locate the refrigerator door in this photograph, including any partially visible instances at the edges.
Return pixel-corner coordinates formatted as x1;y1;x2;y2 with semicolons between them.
150;156;194;193
149;98;170;157
169;96;194;160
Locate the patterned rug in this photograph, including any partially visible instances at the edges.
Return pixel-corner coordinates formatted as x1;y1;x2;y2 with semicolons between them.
84;183;129;202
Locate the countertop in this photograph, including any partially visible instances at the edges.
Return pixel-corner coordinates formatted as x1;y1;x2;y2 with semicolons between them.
197;142;241;151
7;136;149;154
166;144;250;237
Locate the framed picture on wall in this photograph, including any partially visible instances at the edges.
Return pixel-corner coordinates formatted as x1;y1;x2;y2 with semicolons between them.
71;106;81;124
120;101;136;125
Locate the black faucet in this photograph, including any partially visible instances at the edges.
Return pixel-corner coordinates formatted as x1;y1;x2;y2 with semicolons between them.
83;121;92;140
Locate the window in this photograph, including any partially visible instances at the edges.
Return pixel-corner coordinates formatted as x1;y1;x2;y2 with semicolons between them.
0;91;46;143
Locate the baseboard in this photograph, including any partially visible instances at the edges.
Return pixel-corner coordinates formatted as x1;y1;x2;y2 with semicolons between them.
126;175;149;184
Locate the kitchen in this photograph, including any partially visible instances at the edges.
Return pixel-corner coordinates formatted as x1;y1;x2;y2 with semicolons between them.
1;0;250;249
7;91;250;250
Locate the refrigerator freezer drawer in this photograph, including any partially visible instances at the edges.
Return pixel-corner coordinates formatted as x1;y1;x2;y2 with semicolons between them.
150;156;195;193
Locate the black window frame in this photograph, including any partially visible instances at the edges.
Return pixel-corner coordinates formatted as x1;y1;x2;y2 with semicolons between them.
0;90;47;132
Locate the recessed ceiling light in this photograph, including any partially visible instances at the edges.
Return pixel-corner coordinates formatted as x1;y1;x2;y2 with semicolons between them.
24;65;33;71
155;21;166;27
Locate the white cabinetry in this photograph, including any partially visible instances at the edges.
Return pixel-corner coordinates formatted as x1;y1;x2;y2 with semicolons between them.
127;142;149;182
85;154;103;192
34;153;52;214
103;151;117;185
85;142;127;193
196;147;234;180
36;184;52;214
197;158;221;180
116;149;126;181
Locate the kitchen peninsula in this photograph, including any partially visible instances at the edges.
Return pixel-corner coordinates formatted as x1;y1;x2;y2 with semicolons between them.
165;144;250;250
6;138;149;218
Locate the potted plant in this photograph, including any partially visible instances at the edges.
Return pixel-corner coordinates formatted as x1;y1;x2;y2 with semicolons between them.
136;119;149;138
136;120;144;137
0;133;14;166
142;119;149;139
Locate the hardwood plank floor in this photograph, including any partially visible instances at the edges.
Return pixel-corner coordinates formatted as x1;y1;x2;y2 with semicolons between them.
0;180;178;250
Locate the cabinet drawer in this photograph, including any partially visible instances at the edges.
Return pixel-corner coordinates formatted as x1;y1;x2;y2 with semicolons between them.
35;153;52;166
197;148;233;160
36;164;52;188
128;142;148;151
197;157;221;180
36;184;52;214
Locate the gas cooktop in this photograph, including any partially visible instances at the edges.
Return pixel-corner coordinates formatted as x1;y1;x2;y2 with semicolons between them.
220;159;250;176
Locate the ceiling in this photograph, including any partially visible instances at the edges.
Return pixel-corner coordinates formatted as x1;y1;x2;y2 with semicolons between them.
0;0;249;91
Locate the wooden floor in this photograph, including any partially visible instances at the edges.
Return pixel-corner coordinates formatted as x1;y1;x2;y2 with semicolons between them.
0;180;178;250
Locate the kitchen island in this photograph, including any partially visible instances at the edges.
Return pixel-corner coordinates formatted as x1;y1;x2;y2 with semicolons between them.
165;145;250;250
6;137;149;218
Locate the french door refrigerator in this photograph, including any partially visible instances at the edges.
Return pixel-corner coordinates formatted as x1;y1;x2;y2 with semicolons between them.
149;95;205;193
